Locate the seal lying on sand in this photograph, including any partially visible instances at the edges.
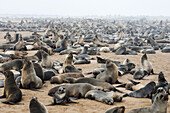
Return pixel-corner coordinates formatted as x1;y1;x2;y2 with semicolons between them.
64;77;124;93
50;73;84;84
105;106;125;113
29;97;48;113
48;83;103;98
123;81;156;98
85;90;122;105
127;88;168;113
0;71;22;105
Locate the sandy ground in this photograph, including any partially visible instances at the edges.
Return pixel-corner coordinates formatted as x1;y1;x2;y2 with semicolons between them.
0;31;169;113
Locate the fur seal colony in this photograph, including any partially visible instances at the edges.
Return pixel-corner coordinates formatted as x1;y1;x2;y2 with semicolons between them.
0;16;169;113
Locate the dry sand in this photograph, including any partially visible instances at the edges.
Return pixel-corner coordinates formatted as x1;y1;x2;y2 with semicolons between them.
0;32;169;113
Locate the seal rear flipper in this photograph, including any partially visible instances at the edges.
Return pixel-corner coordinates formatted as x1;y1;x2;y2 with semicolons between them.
113;88;125;93
0;95;6;98
1;100;24;105
116;84;126;88
46;104;55;106
115;80;123;84
127;78;140;85
122;93;129;98
30;82;44;92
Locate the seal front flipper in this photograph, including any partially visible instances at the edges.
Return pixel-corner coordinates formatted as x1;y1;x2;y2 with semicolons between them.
113;88;125;93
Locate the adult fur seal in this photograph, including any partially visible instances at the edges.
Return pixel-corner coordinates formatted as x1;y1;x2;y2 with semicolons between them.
96;59;119;84
85;90;122;105
155;72;169;94
41;50;53;68
0;71;22;105
141;53;154;75
64;77;123;93
0;59;23;72
105;106;125;113
123;81;156;98
48;83;103;98
21;58;43;90
127;90;168;113
29;97;48;113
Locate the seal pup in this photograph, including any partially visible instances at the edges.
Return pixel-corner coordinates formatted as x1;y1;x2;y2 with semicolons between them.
48;83;103;98
96;59;119;84
29;97;48;113
46;86;77;106
0;71;22;105
21;58;43;90
127;89;168;113
50;73;84;84
123;81;156;98
105;106;125;113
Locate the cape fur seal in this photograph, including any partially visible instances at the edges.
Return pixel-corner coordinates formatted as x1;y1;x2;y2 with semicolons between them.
0;59;23;72
85;90;122;105
123;81;156;98
46;86;77;106
29;97;48;113
21;58;43;90
41;50;53;68
127;89;168;113
0;71;22;105
141;53;154;75
105;106;125;113
48;83;103;98
64;77;123;93
50;73;84;84
155;72;169;94
96;59;119;84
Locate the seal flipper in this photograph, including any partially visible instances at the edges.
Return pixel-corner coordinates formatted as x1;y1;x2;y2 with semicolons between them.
0;95;6;98
115;80;123;84
30;82;44;92
122;93;129;98
127;78;140;85
116;84;126;88
1;100;24;105
113;88;125;93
